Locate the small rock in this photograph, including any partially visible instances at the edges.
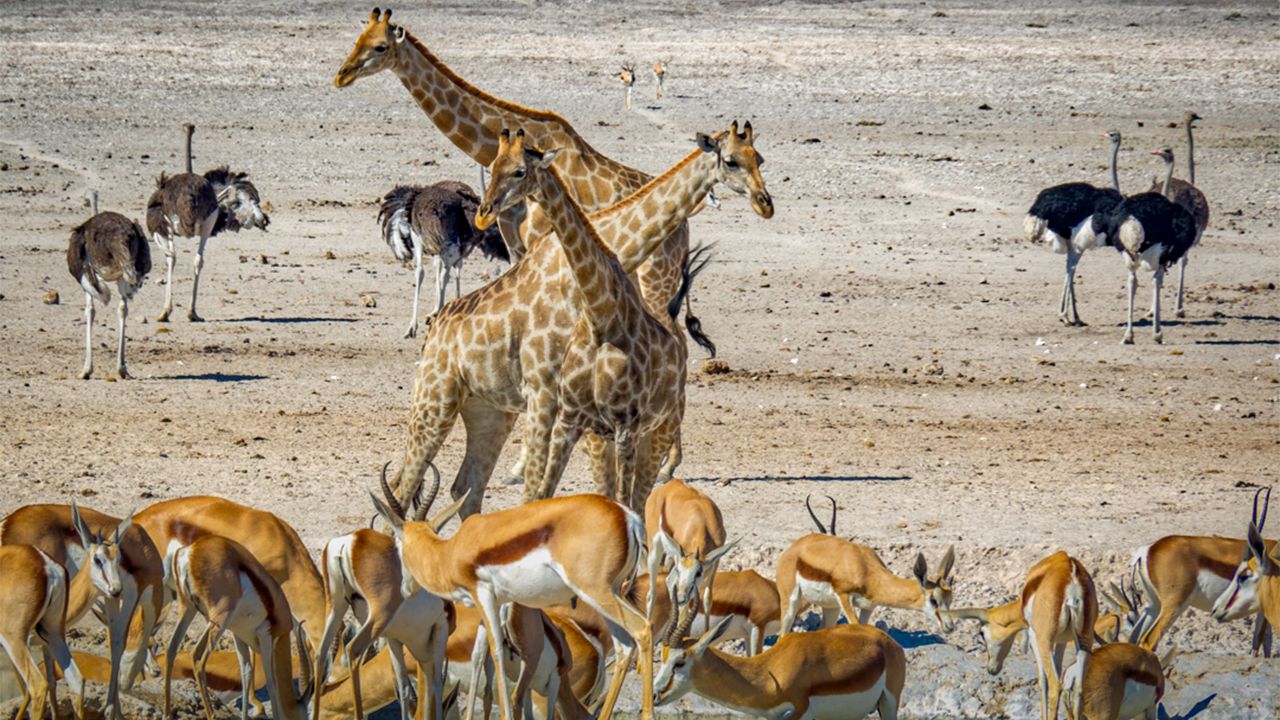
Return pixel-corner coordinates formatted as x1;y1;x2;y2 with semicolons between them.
324;249;337;260
360;293;377;308
42;289;59;305
703;359;731;375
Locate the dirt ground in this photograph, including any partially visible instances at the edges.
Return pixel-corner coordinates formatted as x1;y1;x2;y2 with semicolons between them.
2;0;1279;717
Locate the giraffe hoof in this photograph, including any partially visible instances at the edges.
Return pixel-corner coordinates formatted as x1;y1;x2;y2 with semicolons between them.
502;472;524;486
187;311;204;322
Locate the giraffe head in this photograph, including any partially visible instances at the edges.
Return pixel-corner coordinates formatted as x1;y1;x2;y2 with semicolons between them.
474;128;560;229
696;121;773;219
334;8;406;88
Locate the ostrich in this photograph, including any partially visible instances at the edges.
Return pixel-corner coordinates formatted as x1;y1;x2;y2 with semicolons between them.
1024;130;1125;326
147;125;270;322
1091;157;1198;344
653;60;666;100
67;191;151;379
377;180;509;338
1149;112;1210;317
617;64;636;111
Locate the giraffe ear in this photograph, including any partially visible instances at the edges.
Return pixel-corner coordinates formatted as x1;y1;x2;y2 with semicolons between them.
393;25;406;43
695;133;718;154
534;148;560;168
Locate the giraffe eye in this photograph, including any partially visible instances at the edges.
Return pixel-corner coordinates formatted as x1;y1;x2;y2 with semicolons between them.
374;44;388;53
724;158;739;169
513;169;526;179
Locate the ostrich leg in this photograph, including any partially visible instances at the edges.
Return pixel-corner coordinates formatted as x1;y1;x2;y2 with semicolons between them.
1123;271;1137;345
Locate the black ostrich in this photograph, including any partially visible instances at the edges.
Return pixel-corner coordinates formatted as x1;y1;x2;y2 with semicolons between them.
67;191;151;379
1149;113;1210;317
1091;160;1198;344
1024;130;1125;326
377;180;509;338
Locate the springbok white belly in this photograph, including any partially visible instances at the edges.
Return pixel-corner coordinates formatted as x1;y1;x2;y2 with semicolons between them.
796;575;841;609
476;548;575;607
1116;679;1158;718
385;590;448;646
226;572;269;640
808;678;887;720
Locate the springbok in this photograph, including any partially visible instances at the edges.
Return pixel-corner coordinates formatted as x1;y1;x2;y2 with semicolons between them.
1061;642;1167;720
1213;487;1280;635
654;618;906;719
163;534;314;720
630;570;781;656
369;464;653;720
0;544;86;720
1;502;164;718
643;479;734;633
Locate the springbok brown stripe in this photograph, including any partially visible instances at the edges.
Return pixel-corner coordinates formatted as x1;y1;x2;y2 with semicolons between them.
475;526;553;567
710;599;753;619
796;557;833;585
808;649;886;695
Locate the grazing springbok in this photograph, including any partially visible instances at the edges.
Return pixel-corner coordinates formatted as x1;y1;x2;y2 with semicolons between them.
776;501;956;634
0;544;86;720
1132;488;1275;653
369;464;653;720
1;502;164;719
950;551;1097;720
1213;487;1280;635
313;513;452;720
630;570;781;656
164;534;314;720
1062;642;1167;720
654;618;906;719
643;479;734;632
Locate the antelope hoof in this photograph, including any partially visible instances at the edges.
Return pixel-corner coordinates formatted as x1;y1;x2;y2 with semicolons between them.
503;471;524;486
78;367;93;380
1175;308;1186;319
1153;332;1164;344
187;310;204;322
1122;333;1135;345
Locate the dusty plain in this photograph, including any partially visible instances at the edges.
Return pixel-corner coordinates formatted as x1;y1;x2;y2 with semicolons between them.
1;0;1279;717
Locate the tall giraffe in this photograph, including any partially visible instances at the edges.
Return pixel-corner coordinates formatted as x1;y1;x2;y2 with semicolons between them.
475;129;695;512
382;123;770;516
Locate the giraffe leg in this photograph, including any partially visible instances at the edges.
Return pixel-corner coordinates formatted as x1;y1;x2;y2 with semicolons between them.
503;442;528;487
523;388;563;501
393;376;464;508
586;433;617;500
616;431;645;513
405;241;424;339
155;232;176;322
452;398;517;518
537;416;583;502
634;419;678;511
655;426;682;486
79;291;95;380
187;213;217;322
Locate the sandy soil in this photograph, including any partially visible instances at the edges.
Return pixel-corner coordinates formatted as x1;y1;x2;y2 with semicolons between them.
2;0;1279;717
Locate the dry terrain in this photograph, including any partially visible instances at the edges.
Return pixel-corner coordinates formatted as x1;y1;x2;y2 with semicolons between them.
1;0;1279;717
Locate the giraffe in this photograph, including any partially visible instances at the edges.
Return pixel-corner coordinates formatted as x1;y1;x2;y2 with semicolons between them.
381;122;770;517
475;128;692;512
617;65;637;111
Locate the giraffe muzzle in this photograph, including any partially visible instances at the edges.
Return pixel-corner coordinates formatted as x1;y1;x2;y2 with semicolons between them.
752;190;774;219
474;206;497;230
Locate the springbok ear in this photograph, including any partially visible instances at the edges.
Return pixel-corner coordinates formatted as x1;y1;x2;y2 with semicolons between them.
912;552;928;584
71;500;94;548
393;25;406;43
695;133;717;154
937;545;956;580
693;616;733;656
702;538;739;566
113;512;136;545
1248;523;1274;574
430;490;470;533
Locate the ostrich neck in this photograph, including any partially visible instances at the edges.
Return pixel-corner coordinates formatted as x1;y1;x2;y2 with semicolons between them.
184;130;193;175
1185;122;1196;186
90;191;98;216
1109;141;1121;193
1162;158;1175;197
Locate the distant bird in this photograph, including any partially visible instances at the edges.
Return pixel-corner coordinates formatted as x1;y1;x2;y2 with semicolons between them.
147;124;270;322
1024;131;1125;326
1091;160;1198;344
377;181;509;338
1148;112;1210;318
67;191;151;379
653;60;666;100
618;64;636;111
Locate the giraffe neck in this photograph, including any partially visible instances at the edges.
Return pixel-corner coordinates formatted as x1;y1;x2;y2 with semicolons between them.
533;166;633;335
393;31;649;207
599;149;719;273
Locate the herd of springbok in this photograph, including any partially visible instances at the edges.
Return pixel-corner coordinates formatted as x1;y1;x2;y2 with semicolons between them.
1;478;1276;720
15;5;1269;720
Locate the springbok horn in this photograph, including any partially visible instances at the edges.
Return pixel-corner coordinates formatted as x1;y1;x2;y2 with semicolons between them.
413;461;442;522
379;462;406;521
1254;486;1272;532
804;494;828;535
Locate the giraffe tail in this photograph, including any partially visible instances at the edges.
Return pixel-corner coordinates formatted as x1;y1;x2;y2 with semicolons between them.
671;242;716;358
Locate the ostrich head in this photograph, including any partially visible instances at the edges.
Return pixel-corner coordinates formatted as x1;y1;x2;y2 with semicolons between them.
1152;146;1174;165
1184;110;1201;128
1103;130;1121;147
335;8;405;88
